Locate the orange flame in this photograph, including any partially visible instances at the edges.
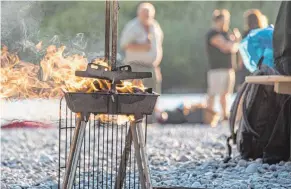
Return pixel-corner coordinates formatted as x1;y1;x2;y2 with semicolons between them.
0;44;145;99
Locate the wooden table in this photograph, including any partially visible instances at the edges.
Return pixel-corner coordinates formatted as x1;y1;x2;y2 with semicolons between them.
245;75;291;95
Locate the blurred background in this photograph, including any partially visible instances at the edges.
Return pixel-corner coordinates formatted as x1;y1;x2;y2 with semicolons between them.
1;1;281;93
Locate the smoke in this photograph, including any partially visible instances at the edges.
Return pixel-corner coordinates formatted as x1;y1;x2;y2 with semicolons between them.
1;1;122;64
1;1;44;63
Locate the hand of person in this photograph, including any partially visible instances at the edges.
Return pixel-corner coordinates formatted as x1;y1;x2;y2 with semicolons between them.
233;28;242;41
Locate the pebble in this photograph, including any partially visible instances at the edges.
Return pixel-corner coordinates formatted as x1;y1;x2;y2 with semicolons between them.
246;163;259;173
255;158;263;163
269;164;277;171
262;163;269;169
177;155;190;162
278;171;289;179
238;159;247;167
191;181;202;188
2;121;291;188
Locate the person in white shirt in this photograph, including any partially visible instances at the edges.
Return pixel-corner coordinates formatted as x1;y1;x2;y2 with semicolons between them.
120;2;164;94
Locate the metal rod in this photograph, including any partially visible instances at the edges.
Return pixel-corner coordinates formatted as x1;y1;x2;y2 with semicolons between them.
92;119;96;188
145;116;148;144
105;0;111;62
134;149;136;188
65;105;68;170
106;117;109;189
78;143;81;189
58;98;63;189
88;119;91;189
102;121;105;187
97;120;101;189
111;117;114;188
62;118;87;189
111;0;118;70
129;137;132;189
69;111;75;188
115;116;119;181
124;122;128;189
83;119;86;187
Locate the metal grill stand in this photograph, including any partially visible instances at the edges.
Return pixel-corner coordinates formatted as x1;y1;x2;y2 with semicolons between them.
60;1;158;188
62;114;152;189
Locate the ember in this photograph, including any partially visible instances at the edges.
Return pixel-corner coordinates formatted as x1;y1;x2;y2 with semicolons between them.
0;45;146;99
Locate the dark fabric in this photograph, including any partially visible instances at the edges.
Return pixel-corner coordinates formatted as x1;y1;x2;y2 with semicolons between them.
227;65;290;164
206;29;232;70
235;66;250;91
273;1;291;75
234;30;251;91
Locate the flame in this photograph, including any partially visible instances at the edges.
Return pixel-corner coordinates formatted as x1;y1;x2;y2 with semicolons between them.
1;44;148;123
0;44;146;99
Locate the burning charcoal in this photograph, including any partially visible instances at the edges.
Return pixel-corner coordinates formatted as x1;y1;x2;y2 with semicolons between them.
145;88;152;94
132;87;145;94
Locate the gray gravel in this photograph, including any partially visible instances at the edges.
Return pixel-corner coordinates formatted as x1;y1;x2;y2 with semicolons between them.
1;124;291;189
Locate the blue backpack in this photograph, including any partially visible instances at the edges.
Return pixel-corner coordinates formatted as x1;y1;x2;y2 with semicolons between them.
239;26;274;73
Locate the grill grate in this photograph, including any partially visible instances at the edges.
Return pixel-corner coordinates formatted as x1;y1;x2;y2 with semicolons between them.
58;98;149;188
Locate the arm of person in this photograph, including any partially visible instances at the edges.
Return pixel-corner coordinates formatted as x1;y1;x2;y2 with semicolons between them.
153;25;164;67
210;34;239;54
120;21;151;52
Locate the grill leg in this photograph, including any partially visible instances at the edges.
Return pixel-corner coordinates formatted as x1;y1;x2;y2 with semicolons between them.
131;120;152;189
62;118;87;189
136;123;152;189
115;125;133;189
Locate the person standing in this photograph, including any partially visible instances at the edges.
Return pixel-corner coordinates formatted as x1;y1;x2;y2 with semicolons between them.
206;9;240;120
120;2;163;94
236;9;266;90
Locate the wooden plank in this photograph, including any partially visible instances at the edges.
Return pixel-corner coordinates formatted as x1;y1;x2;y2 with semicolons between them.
137;123;152;189
115;126;133;189
274;82;291;95
246;76;291;85
62;119;87;189
131;122;147;189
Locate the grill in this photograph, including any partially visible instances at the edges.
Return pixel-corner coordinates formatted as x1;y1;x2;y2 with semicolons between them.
58;1;158;189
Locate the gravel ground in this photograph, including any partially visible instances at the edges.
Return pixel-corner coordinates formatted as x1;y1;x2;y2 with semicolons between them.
1;99;291;189
2;124;291;189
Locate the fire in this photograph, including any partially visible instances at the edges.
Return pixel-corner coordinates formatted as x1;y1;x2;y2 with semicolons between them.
0;44;146;99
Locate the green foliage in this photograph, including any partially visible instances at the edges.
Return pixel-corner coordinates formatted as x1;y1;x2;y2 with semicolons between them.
37;1;281;92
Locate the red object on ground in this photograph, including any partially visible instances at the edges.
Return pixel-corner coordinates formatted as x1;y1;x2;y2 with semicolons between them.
1;121;53;129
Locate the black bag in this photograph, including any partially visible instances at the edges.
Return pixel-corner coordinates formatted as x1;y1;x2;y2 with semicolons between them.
226;64;291;164
273;1;291;75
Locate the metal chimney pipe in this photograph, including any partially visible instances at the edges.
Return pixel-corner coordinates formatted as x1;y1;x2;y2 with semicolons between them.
104;0;111;62
111;0;118;71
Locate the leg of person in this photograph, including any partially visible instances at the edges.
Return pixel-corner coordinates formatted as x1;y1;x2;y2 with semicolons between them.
207;69;217;111
220;69;235;120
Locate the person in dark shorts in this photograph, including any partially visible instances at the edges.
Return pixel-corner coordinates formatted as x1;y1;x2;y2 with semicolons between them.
273;1;291;75
206;9;240;120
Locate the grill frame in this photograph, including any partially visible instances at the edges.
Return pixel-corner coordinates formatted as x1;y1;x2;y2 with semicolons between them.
64;92;159;115
58;97;152;189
